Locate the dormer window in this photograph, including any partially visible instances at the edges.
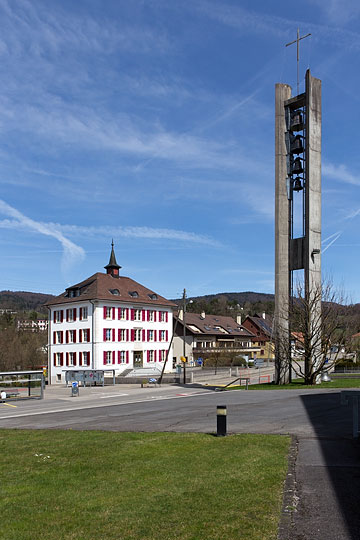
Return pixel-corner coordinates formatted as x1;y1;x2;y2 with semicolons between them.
109;289;120;296
129;291;139;298
148;293;158;300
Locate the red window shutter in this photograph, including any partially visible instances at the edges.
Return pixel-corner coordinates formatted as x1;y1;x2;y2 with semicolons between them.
79;308;82;321
112;307;115;320
154;330;157;341
74;330;77;342
61;331;63;343
112;329;115;342
66;331;69;343
118;351;121;364
103;306;107;319
79;352;82;366
166;312;168;322
60;353;64;366
131;309;135;321
127;329;129;341
147;350;150;363
142;329;146;342
87;329;90;342
66;352;69;366
166;330;168;341
104;351;107;365
103;329;107;341
126;308;129;320
118;329;121;341
60;311;63;322
53;312;56;323
53;353;56;366
112;351;115;364
118;308;121;320
79;330;82;343
154;350;157;362
131;329;135;341
147;330;150;341
73;352;77;366
126;351;129;364
53;331;56;344
74;309;77;321
66;309;69;322
142;310;145;322
147;310;150;321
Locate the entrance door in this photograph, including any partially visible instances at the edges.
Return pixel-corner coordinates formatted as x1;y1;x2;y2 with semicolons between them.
133;351;143;369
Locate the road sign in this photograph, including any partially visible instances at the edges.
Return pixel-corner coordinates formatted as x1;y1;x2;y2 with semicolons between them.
180;356;187;363
197;358;203;366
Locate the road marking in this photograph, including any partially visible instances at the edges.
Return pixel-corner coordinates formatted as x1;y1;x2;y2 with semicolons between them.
2;403;17;408
0;390;218;420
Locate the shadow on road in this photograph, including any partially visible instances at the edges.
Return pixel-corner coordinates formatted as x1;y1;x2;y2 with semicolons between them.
299;391;360;539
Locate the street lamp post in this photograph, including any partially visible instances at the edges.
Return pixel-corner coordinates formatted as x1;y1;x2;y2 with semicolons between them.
183;288;186;384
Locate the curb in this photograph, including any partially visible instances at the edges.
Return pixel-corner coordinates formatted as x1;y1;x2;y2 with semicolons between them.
278;435;299;540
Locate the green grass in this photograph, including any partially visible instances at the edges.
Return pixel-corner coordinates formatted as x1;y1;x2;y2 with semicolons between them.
229;377;360;390
0;430;290;540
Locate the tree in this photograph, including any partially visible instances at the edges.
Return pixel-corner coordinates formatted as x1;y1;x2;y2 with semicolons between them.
276;280;351;385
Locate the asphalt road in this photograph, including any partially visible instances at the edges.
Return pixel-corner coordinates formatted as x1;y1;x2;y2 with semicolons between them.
1;384;360;539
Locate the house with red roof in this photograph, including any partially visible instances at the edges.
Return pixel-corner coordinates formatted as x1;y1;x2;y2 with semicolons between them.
46;243;176;384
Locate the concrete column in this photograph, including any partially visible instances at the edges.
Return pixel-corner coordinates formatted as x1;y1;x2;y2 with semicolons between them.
275;83;292;383
305;70;322;380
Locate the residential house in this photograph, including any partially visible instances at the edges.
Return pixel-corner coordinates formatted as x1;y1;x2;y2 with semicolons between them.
241;313;275;361
46;243;176;384
173;311;260;366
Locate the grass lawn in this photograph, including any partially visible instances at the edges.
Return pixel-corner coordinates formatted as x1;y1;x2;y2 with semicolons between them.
229;377;360;390
0;430;290;540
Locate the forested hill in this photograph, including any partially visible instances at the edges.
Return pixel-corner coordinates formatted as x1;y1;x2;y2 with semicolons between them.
0;291;56;314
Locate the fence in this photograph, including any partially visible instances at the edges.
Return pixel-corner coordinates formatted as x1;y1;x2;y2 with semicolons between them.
0;370;44;401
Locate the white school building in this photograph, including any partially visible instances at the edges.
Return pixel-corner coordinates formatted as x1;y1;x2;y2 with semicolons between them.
46;243;176;384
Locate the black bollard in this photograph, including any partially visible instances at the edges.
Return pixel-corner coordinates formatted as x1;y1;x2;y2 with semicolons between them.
217;405;227;436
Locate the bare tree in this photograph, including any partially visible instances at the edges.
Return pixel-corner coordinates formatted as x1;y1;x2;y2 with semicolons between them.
276;279;350;385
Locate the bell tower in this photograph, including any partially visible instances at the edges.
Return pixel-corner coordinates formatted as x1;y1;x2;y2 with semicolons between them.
274;69;322;383
104;240;121;278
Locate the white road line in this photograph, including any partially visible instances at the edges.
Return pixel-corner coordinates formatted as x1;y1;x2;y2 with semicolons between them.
0;390;218;420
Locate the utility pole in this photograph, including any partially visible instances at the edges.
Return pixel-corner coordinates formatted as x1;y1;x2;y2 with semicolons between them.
183;288;186;384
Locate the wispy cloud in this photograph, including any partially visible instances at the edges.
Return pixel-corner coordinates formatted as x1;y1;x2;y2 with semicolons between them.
0;200;85;272
0;216;220;247
323;162;360;186
306;0;360;25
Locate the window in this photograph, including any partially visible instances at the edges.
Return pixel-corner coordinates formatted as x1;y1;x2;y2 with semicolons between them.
82;351;90;366
104;351;112;365
69;330;76;343
148;350;154;362
68;352;76;366
105;329;112;342
81;329;90;342
109;289;120;295
135;329;142;342
54;352;63;366
66;308;76;322
118;351;126;364
159;350;166;362
134;309;142;321
159;311;167;322
129;291;139;298
118;308;127;320
54;310;63;323
148;293;158;300
55;331;63;344
80;307;88;320
148;310;155;322
148;330;154;342
105;307;112;319
159;330;168;342
119;329;127;341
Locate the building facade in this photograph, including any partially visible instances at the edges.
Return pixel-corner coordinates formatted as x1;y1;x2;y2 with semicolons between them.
46;244;175;384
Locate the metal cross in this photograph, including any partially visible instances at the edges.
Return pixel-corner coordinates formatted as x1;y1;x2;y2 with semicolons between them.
286;28;311;95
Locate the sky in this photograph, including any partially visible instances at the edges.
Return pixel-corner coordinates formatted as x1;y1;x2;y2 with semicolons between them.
1;0;360;302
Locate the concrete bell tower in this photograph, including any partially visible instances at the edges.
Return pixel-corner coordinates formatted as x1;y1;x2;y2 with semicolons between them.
274;69;322;383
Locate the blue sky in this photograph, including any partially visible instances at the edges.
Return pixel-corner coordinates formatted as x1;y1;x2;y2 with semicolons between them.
1;0;360;302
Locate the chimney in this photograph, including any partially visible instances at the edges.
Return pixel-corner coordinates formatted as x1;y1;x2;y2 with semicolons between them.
262;312;266;319
236;314;242;325
200;311;206;320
